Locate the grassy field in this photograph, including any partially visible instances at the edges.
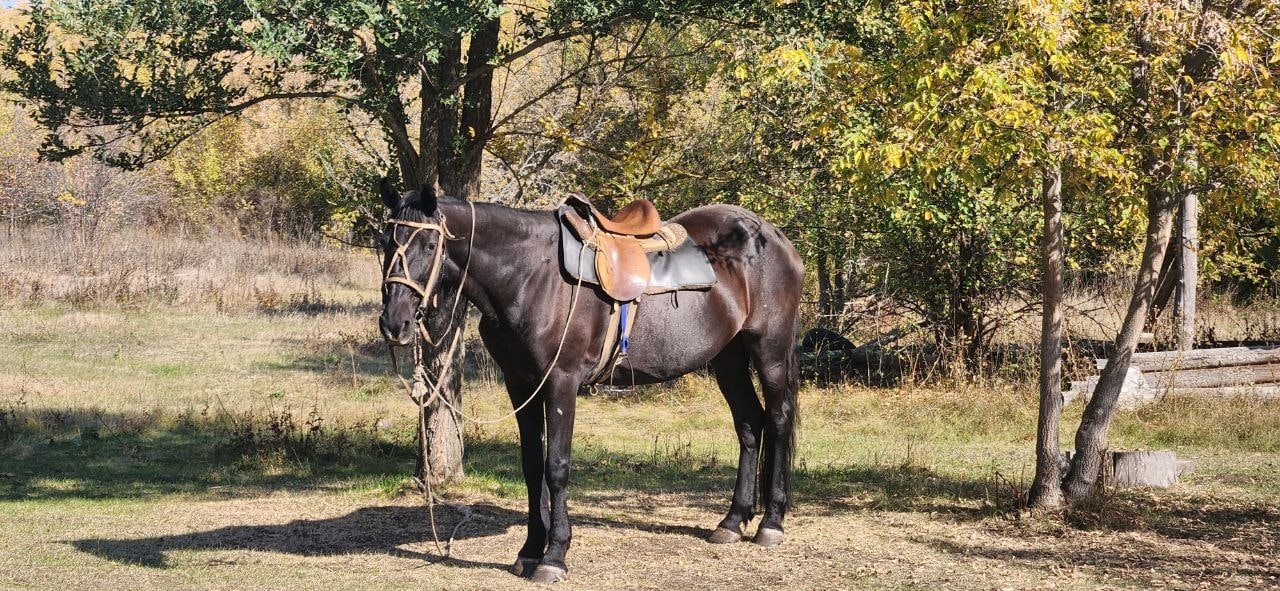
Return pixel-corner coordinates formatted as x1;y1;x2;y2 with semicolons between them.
2;230;1278;590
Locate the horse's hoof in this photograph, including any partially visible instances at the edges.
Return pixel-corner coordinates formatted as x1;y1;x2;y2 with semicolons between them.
530;564;568;584
752;527;784;547
707;526;743;544
509;557;540;578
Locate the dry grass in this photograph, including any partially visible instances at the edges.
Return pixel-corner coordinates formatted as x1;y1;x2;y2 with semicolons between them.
0;226;378;313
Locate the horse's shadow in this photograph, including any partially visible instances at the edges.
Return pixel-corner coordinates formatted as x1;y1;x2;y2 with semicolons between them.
70;504;520;570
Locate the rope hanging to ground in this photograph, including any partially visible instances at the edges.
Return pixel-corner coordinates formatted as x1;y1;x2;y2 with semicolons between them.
382;200;589;559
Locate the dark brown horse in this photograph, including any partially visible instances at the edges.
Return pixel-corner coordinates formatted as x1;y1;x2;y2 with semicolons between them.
377;181;803;584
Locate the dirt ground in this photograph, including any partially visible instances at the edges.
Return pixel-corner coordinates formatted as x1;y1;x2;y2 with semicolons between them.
3;482;1277;590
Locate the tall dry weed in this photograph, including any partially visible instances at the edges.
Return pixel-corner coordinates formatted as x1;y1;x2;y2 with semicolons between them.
0;226;373;312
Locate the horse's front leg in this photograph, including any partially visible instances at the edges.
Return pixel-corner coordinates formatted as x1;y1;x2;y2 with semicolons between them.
530;376;577;584
506;379;548;578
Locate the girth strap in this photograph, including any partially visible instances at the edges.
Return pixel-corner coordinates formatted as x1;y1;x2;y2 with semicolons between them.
585;299;639;386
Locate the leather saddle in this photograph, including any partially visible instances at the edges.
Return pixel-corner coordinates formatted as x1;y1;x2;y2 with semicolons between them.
559;195;716;302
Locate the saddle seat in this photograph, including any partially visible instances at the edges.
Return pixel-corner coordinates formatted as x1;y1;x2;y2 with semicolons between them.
560;196;691;301
591;199;663;236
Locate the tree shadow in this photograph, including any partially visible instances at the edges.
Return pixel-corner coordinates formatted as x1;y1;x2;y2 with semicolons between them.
70;503;519;570
921;492;1280;587
464;435;1013;520
928;501;1280;587
1071;493;1280;558
0;407;417;501
264;334;500;386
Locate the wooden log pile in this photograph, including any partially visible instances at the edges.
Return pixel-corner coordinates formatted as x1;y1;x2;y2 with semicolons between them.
1065;345;1280;408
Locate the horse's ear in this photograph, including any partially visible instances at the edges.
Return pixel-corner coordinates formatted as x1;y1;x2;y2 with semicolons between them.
419;183;438;216
378;177;401;210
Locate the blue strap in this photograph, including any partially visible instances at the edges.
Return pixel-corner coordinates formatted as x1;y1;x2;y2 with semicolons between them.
619;302;630;355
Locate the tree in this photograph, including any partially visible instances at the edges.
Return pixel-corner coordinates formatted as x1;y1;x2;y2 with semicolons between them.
1062;0;1279;502
2;0;740;484
724;1;1125;371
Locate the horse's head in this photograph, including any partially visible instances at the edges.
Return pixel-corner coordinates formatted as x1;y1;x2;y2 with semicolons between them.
377;177;446;345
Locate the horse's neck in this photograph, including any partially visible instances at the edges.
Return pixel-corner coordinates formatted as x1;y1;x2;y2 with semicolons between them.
439;199;556;321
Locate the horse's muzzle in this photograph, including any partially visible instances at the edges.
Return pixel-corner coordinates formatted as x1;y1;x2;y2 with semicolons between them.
379;315;414;346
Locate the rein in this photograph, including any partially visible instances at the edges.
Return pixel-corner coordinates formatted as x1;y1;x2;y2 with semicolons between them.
382;204;472;558
380;200;585;558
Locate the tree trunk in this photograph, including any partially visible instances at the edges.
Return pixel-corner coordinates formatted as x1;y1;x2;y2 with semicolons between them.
1175;188;1197;350
1062;4;1227;501
1029;157;1065;510
416;305;467;484
1146;233;1179;329
455;16;500;199
1062;17;1177;503
817;250;832;323
1063;186;1177;502
413;16;501;486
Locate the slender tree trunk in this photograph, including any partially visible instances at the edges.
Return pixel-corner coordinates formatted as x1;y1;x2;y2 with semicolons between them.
1063;184;1177;502
1060;2;1225;503
1029;155;1065;509
1147;236;1179;329
1175;182;1198;350
817;250;832;323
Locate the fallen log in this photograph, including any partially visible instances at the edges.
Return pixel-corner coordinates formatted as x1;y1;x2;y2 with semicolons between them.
1144;363;1280;389
1064;367;1156;409
1163;384;1280;400
1096;345;1280;372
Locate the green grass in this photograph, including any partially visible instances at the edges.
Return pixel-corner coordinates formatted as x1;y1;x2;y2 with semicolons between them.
5;303;1279;508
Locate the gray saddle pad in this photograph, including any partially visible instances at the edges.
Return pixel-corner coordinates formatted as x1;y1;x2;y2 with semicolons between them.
557;206;717;296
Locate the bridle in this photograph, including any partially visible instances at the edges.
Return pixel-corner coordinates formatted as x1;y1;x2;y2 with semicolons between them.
380;203;473;556
383;212;461;346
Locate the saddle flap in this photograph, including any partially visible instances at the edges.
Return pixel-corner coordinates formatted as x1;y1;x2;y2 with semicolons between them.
593;232;650;301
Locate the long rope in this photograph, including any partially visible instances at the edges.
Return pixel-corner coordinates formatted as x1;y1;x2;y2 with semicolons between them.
431;245;587;425
383;203;590;560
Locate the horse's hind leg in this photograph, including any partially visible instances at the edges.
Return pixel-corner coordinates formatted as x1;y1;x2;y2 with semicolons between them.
748;331;800;547
707;336;766;544
507;379;548;578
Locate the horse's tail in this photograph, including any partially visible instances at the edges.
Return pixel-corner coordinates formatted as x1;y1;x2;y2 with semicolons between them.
780;344;800;508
